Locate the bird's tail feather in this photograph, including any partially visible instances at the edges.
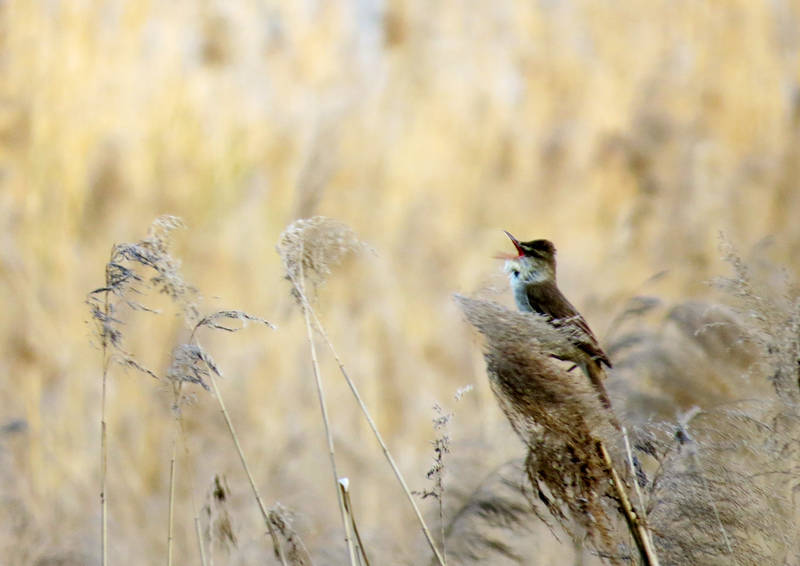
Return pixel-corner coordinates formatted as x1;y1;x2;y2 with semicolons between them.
585;361;621;430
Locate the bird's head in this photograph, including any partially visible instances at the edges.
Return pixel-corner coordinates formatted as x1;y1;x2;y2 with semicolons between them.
501;231;557;285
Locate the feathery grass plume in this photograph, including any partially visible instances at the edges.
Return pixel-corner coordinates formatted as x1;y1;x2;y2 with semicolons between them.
277;216;367;301
268;504;314;566
86;215;194;566
642;404;798;565
166;312;274;403
606;299;763;423
713;235;800;404
455;295;656;563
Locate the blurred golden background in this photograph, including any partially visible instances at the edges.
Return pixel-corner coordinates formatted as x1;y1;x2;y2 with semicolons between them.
2;0;799;563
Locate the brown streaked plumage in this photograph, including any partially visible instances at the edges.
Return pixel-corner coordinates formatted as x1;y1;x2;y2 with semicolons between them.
503;231;613;410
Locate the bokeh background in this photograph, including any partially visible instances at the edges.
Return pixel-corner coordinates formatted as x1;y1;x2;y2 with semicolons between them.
2;1;800;564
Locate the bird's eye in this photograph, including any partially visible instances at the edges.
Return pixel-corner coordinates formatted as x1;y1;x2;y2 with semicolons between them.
512;269;520;277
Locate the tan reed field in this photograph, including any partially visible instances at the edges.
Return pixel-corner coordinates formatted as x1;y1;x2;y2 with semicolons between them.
1;1;800;564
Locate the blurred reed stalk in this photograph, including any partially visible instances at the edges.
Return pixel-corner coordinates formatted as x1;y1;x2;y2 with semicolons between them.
99;281;111;566
277;217;446;566
167;433;177;566
596;440;659;565
339;479;370;566
175;415;209;566
306;301;446;566
166;382;186;566
296;254;358;566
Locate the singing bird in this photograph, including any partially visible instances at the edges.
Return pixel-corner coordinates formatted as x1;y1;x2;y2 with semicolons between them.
502;231;614;410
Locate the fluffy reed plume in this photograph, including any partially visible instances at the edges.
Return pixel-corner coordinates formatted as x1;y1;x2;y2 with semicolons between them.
713;236;800;404
455;295;656;564
86;215;195;566
277;216;367;300
628;238;800;565
602;241;800;565
641;406;798;565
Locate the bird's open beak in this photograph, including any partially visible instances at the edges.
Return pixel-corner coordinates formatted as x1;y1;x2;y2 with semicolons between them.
504;230;525;257
494;230;524;259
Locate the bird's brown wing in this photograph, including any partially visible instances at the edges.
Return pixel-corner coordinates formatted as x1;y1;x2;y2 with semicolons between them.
524;281;612;368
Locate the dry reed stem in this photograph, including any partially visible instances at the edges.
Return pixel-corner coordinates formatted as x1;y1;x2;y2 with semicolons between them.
596;441;659;566
277;217;447;566
98;260;113;566
167;434;177;566
177;418;209;566
205;367;288;566
622;426;648;528
296;254;358;566
339;480;371;566
100;354;109;566
168;310;280;563
307;305;447;566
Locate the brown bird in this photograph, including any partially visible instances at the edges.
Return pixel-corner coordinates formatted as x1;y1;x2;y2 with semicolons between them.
502;231;614;410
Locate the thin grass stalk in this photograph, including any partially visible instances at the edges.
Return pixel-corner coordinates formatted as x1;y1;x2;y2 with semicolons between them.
297;271;357;566
180;425;208;566
306;306;447;566
622;426;647;523
167;435;177;566
99;277;111;566
438;489;445;566
337;482;359;566
596;440;660;566
175;408;208;566
204;370;288;566
194;516;207;566
339;480;371;566
100;358;109;566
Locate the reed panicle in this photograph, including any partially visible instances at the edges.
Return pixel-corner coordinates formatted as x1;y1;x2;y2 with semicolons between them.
87;215;194;566
455;295;658;564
